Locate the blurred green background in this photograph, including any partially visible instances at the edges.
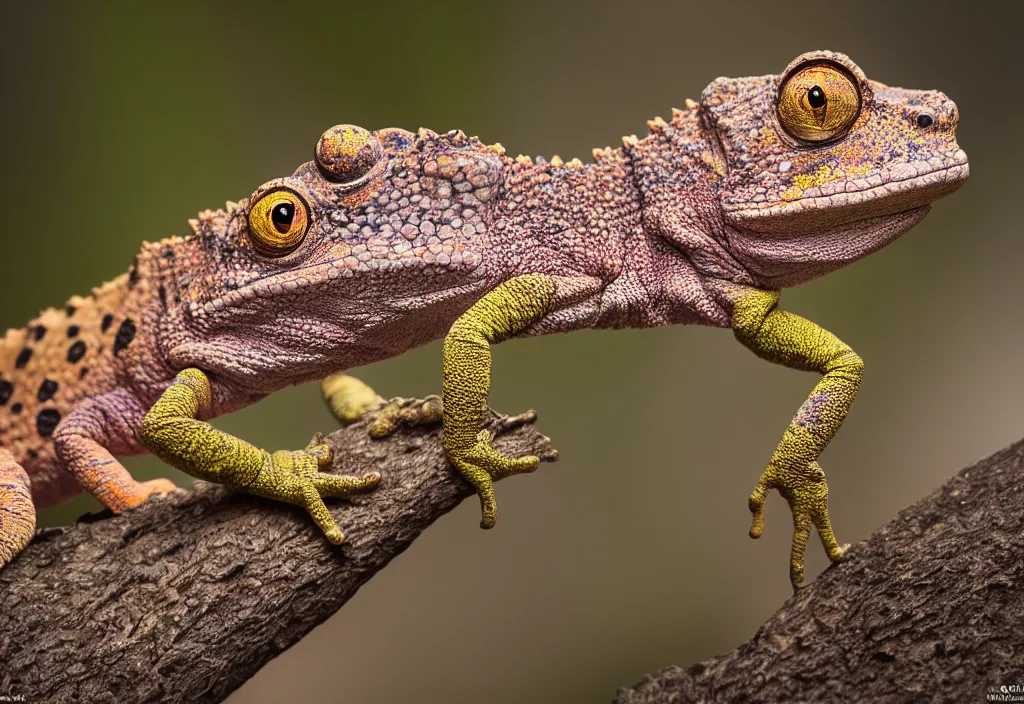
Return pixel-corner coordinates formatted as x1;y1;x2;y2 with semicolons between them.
1;1;1020;702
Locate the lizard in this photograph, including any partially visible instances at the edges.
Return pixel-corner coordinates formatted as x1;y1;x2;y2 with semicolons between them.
0;50;967;588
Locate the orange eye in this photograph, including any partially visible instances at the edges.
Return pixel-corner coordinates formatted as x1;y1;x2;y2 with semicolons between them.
247;188;310;257
778;63;861;143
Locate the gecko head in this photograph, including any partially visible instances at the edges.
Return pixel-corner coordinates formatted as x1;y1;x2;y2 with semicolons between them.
700;50;968;288
169;124;502;385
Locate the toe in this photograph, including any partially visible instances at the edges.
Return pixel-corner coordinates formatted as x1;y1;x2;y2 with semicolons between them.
141;478;179;496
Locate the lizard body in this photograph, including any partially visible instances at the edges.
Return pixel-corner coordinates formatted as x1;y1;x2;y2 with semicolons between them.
0;51;967;587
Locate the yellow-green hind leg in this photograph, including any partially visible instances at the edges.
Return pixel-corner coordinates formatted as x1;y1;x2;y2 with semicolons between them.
733;289;857;589
442;274;556;529
321;374;383;426
320;373;443;437
141;369;380;545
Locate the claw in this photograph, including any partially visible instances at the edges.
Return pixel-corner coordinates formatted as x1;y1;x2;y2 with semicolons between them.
304;435;333;465
498;409;537;432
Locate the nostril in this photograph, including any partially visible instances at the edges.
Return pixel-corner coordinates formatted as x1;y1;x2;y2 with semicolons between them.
916;113;934;129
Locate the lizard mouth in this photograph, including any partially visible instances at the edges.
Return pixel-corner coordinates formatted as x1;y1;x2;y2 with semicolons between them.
723;152;969;236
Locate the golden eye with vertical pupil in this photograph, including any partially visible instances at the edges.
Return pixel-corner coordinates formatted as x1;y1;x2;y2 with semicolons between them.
247;188;310;257
778;63;861;143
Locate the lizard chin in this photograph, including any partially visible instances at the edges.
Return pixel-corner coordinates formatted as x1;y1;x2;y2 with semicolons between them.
723;204;932;289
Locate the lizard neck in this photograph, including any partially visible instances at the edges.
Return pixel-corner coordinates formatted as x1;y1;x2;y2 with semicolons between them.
626;108;756;288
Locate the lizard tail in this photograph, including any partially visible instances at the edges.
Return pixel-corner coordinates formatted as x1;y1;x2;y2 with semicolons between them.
0;449;35;568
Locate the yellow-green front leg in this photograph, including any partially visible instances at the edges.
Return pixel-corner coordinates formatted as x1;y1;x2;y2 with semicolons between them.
733;289;860;588
140;368;381;544
442;274;556;529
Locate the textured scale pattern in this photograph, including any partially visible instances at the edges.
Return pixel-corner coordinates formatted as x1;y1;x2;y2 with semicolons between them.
0;51;967;587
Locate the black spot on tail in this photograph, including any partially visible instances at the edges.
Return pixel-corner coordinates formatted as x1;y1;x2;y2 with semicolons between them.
37;379;58;402
11;402;22;414
67;340;87;363
33;325;46;341
36;408;61;436
67;325;80;338
101;313;114;332
15;348;32;368
0;380;12;405
114;318;136;356
65;305;76;317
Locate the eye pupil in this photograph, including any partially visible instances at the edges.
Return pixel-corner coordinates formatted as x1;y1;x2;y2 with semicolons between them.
271;202;295;233
807;85;826;109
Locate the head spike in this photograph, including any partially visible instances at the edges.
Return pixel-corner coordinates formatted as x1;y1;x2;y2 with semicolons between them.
549;155;564;168
488;142;506;156
647;116;668;131
515;154;533;165
621;134;640;147
566;158;583;168
685;98;698;109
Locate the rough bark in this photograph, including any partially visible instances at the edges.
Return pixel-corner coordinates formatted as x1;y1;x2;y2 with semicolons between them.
2;419;1022;704
0;409;557;703
615;438;1024;704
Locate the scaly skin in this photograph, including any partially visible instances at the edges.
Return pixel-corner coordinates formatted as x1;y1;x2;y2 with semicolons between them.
0;50;967;588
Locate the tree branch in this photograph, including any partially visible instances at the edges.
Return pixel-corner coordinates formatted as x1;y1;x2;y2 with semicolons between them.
615;439;1024;703
3;417;1022;704
0;409;556;703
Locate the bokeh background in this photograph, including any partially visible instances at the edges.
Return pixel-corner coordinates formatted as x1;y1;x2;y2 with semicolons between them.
1;1;1020;701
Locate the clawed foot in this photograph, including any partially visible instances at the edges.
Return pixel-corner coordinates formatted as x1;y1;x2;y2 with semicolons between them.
262;433;381;544
320;373;550;533
748;460;849;589
366;396;444;438
320;373;444;438
447;410;544;529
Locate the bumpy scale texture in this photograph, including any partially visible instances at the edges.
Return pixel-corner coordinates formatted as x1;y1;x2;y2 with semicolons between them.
0;50;967;587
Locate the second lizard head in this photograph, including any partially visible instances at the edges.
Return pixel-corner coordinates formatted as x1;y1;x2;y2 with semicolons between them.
698;49;968;287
